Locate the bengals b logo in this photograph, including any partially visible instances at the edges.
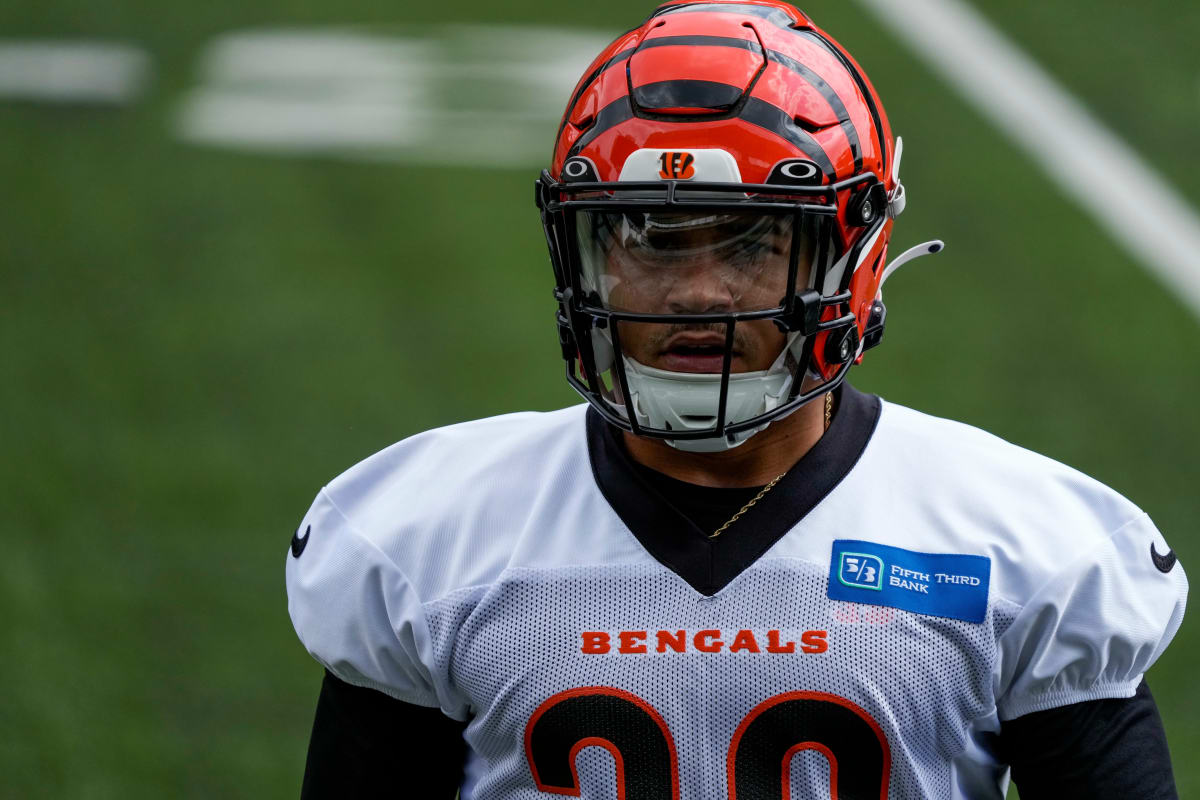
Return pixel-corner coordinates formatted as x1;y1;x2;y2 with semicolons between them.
658;151;696;180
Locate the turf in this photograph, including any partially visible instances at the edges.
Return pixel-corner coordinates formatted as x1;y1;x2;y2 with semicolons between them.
1;0;1195;796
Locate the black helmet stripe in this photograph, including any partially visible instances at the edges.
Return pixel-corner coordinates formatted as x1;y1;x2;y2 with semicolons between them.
738;97;835;177
636;34;762;52
637;6;887;177
555;47;636;146
650;2;800;29
791;29;887;177
633;80;745;112
565;94;834;177
556;35;761;151
765;49;862;173
566;97;634;160
628;33;765;117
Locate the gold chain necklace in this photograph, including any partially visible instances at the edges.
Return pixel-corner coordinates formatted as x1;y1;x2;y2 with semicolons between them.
708;391;832;539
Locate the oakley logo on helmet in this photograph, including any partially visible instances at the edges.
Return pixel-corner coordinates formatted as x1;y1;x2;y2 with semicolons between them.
767;159;822;184
658;151;696;180
561;157;599;183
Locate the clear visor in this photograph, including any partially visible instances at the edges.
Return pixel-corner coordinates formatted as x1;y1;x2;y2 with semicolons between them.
575;210;816;314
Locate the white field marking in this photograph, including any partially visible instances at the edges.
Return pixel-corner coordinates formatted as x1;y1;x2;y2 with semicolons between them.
856;0;1200;320
0;41;150;104
176;26;613;168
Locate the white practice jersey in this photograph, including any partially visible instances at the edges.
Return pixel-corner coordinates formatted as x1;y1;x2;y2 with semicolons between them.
285;390;1187;799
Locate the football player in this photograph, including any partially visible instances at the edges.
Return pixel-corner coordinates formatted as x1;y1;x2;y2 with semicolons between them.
286;2;1188;798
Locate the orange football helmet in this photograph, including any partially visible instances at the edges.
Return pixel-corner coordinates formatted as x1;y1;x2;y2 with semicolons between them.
536;0;940;450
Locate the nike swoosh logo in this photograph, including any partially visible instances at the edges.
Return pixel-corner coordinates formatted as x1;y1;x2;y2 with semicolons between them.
1150;543;1177;574
291;525;311;558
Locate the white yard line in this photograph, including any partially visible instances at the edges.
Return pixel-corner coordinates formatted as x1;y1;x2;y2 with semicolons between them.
0;41;149;104
856;0;1200;320
176;27;612;168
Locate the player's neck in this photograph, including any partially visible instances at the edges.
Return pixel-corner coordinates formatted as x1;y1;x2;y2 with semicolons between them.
620;400;827;489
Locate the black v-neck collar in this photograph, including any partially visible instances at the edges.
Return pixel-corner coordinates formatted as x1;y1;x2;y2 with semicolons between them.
586;384;882;596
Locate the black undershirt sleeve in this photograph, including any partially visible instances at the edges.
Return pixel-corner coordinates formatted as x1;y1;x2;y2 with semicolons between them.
997;680;1177;799
301;670;468;799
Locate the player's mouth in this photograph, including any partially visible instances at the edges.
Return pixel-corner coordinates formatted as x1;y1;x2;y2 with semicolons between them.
658;333;742;373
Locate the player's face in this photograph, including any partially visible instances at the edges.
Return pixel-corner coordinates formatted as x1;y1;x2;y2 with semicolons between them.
580;212;806;373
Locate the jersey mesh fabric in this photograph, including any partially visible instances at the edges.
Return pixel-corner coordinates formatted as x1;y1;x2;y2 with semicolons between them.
286;401;1187;800
424;560;1018;799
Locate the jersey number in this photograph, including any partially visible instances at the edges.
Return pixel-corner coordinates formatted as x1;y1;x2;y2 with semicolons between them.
525;687;890;800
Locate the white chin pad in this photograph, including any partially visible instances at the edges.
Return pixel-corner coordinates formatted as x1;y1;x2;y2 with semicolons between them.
622;357;793;452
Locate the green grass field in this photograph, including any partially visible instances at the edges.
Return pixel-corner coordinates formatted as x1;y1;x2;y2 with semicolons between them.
1;0;1196;796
